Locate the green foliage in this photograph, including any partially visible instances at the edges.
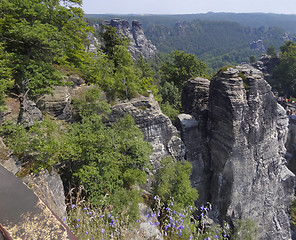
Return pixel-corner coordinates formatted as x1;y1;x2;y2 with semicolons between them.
291;200;296;227
159;50;207;117
271;41;296;97
96;25;160;100
0;43;14;109
0;0;91;99
249;55;256;63
232;219;259;240
266;45;277;57
160;102;180;122
61;113;152;213
71;86;111;118
160;50;208;90
153;156;198;210
0;117;66;172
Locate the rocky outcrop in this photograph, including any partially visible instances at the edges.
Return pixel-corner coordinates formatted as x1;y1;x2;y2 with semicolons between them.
250;39;265;51
37;86;71;121
19;99;43;127
180;64;295;239
36;75;84;121
107;94;183;188
102;19;157;60
252;54;280;76
176;77;211;204
22;169;67;220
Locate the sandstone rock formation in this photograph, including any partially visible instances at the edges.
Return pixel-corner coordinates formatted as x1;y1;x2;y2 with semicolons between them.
179;64;295;239
108;94;184;166
176;77;211;205
107;94;184;189
19;99;43;127
102;19;157;60
250;39;265;51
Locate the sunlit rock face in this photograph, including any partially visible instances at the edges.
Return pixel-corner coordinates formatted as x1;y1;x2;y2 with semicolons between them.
180;64;295;239
103;19;157;60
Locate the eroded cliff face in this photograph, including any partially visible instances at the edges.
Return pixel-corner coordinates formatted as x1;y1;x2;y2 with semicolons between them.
180;64;295;239
107;94;183;171
103;19;157;60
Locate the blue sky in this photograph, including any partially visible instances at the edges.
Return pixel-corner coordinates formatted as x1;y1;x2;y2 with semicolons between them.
82;0;296;14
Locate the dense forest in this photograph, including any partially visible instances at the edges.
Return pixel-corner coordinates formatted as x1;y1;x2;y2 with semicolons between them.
1;0;296;239
86;14;294;71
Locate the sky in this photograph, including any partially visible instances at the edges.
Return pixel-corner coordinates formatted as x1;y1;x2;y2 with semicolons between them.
82;0;296;15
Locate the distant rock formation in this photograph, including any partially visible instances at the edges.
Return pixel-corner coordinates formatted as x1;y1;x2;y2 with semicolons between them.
282;32;296;42
252;54;280;75
102;19;157;60
179;64;295;239
250;39;265;51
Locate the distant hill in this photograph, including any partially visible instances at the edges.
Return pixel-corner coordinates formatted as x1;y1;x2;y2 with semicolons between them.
85;13;296;71
85;13;296;33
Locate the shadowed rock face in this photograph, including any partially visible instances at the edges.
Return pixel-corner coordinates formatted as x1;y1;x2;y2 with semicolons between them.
180;64;295;239
177;77;211;205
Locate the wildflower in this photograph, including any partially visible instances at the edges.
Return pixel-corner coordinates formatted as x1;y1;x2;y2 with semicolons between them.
85;231;88;235
76;219;79;222
201;205;204;210
146;214;150;221
76;224;79;228
88;212;92;215
101;229;105;234
96;228;99;232
215;235;219;239
201;213;204;217
137;219;141;223
62;217;66;222
170;202;173;206
154;196;157;200
71;204;75;209
164;232;167;236
108;213;111;218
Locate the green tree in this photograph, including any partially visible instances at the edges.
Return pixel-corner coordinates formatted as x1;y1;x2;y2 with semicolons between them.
159;50;207;117
0;43;14;109
153;156;198;210
266;45;277;57
160;50;207;90
271;41;296;96
0;0;90;119
250;55;256;64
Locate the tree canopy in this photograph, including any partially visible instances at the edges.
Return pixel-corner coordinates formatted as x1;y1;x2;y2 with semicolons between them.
271;41;296;97
0;0;90;99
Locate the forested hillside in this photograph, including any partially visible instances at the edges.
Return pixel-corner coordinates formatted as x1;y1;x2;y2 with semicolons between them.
145;20;285;70
87;14;293;71
86;13;296;33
